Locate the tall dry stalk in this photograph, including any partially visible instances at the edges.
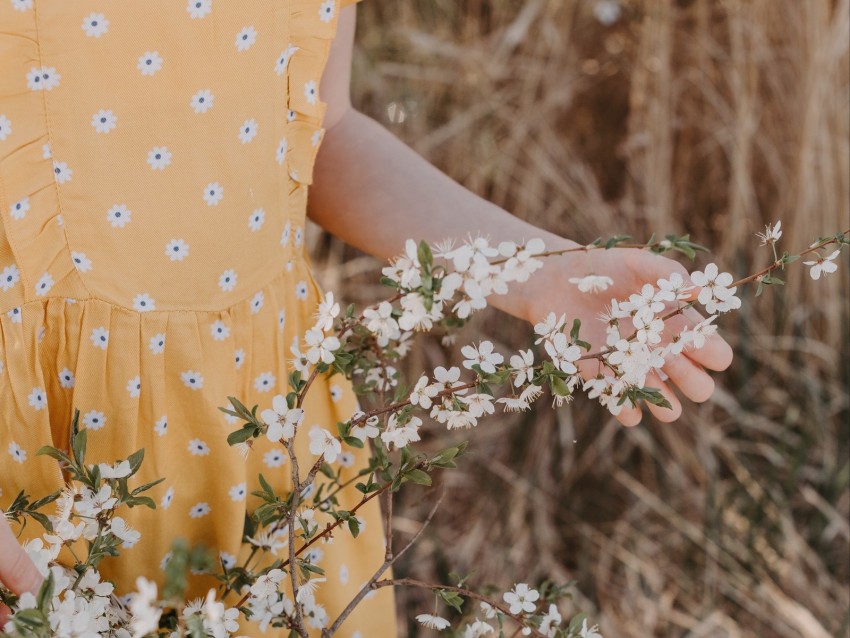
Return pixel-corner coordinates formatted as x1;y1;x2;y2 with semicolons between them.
307;0;850;635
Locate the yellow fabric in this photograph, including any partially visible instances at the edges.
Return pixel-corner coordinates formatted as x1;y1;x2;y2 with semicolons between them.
0;1;393;636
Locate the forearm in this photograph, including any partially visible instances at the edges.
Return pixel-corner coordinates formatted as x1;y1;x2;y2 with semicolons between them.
308;107;578;320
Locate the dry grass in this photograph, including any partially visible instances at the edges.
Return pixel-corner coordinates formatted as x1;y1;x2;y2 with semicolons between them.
308;1;850;636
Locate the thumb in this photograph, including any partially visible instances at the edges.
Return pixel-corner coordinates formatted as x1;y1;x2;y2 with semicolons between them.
0;512;43;596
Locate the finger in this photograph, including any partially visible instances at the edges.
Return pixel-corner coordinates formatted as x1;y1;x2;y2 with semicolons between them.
665;308;734;372
0;513;43;596
663;353;716;403
615;402;643;427
643;371;683;423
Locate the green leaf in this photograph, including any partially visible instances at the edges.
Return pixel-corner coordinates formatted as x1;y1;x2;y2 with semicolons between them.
28;490;62;512
417;240;433;269
437;589;464;614
343;436;364;449
348;517;360;538
550;375;572;398
405;469;432;486
126;448;145;476
35;571;54;613
227;425;256;446
72;428;88;468
35;446;72;466
569;318;582;342
131;477;166;496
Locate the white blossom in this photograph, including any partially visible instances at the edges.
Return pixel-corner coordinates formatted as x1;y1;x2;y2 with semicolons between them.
503;583;539;615
260;394;304;442
568;274;614;293
803;249;840;280
308;426;342;463
461;340;504;374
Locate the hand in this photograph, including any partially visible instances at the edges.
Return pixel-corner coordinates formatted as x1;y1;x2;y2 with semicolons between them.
520;241;734;426
0;513;43;624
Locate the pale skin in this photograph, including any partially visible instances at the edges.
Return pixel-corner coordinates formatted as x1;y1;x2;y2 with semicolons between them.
0;3;733;614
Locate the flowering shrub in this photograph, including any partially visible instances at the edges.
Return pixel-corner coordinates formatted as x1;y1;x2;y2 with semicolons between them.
2;225;846;637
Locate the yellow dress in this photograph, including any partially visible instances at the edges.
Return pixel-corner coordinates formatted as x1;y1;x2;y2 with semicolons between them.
0;1;396;635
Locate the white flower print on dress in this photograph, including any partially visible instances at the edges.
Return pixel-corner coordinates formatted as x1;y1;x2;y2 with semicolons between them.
203;182;223;206
188;439;210;456
133;293;155;312
106;204;131;227
154;416;167;437
278;309;286;331
190;89;214;113
234;348;245;369
165;239;189;261
83;410;106;430
1;264;20;291
28;387;46;411
81;13;109;37
219;552;236;570
127;376;141;398
11;0;32;12
248;208;265;231
263;449;286;468
311;130;323;147
52;160;72;183
35;273;55;297
0;114;11;141
181;370;204;390
91;109;117;133
329;385;342;402
251;291;264;314
281;221;292;246
90;327;109;349
235;26;257;51
7;307;22;323
219;269;237;292
275;45;299;76
294;226;303;247
319;0;336;23
27;66;61;91
295;281;308;300
239;119;258;143
161;487;174;509
211;320;230;341
8;442;26;464
147;146;171;170
36;325;45;343
58;368;75;389
287;109;297;122
72;252;93;272
186;0;212;19
189;502;211;518
229;483;246;501
42;143;51;158
276;138;288;165
149;333;166;354
10;196;29;220
304;80;318;105
254;372;276;392
138;51;163;75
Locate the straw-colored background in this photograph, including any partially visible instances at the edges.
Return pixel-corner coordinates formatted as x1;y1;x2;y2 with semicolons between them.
308;1;850;635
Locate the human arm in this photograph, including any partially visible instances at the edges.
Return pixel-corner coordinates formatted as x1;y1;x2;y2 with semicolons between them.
308;7;733;426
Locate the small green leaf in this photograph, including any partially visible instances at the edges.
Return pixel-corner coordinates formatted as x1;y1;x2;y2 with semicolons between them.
405;469;432;486
348;517;360;538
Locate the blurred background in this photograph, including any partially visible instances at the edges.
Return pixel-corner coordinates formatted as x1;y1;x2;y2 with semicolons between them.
308;1;850;636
